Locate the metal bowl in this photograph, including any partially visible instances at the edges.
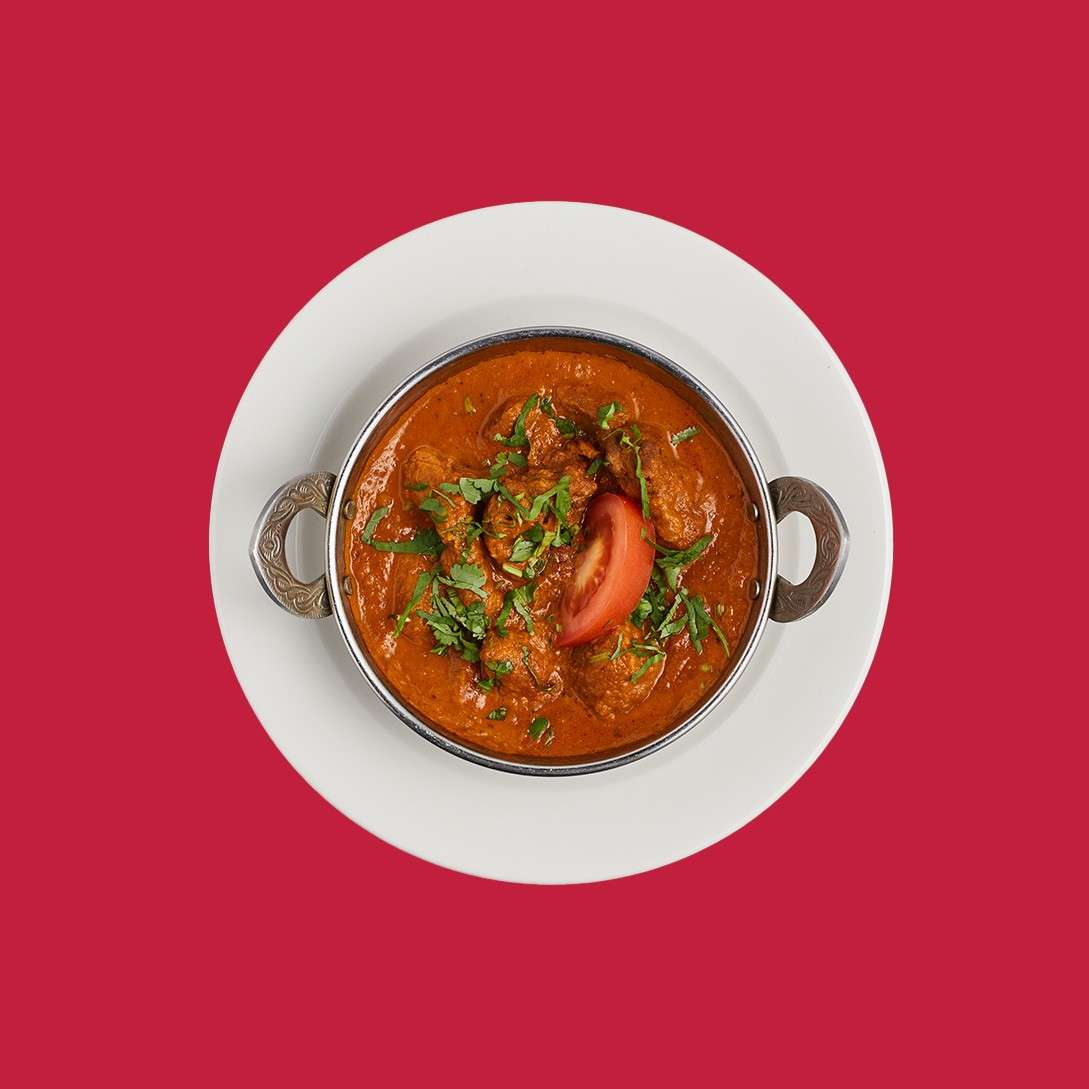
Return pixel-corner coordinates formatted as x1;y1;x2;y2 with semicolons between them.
250;327;849;775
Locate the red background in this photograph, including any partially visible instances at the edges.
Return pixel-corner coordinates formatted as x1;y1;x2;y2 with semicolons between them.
6;3;1083;1085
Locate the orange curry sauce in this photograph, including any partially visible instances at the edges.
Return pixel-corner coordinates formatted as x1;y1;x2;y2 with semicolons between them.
344;350;758;759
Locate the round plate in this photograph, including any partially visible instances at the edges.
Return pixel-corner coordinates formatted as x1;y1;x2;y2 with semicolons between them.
210;202;892;884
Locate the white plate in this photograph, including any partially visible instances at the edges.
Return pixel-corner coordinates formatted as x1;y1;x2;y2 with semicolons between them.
209;202;892;884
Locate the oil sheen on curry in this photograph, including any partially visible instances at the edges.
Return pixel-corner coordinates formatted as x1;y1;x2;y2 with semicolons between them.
344;350;758;759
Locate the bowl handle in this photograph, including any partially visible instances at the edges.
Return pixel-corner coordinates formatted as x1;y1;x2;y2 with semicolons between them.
249;472;336;619
768;477;849;623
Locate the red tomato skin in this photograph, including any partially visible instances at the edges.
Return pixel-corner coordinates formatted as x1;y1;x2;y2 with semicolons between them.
556;493;655;647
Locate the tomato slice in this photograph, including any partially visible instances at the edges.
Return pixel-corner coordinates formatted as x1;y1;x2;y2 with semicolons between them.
556;493;655;647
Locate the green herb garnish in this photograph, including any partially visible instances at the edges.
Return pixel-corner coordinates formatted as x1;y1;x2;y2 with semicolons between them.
487;707;508;720
419;496;447;521
652;534;712;589
496;482;531;518
528;716;550;739
392;570;433;636
406;481;430;491
511;589;535;633
361;504;392;541
670;426;699;445
453;476;497;503
527;475;571;524
494;393;540;447
495;583;535;636
490;450;529;478
586;456;603;478
439;562;489;600
619;430;650;519
416;584;485;661
361;504;443;556
597;401;623;430
509;536;537;563
540;396;577;437
630;650;664;683
657;592;689;640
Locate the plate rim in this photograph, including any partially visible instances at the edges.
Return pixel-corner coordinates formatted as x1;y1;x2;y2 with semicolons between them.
209;200;893;884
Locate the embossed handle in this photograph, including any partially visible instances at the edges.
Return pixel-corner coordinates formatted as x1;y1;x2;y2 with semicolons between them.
769;477;849;623
250;472;336;619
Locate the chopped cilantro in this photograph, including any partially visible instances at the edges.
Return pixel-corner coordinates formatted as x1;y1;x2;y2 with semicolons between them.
540;396;577;437
509;536;537;563
652;534;712;589
494;393;539;447
619;430;650;519
630;649;665;683
454;475;496;503
586;456;603;478
439;562;488;600
419;496;447;521
487;707;508;720
512;589;535;633
597;401;623;430
495;583;535;637
361;504;443;556
416;583;486;660
361;504;392;541
490;450;528;478
670;426;699;445
392;570;433;636
528;716;550;740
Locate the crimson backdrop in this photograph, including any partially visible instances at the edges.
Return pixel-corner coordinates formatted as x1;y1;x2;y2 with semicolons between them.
5;2;1083;1085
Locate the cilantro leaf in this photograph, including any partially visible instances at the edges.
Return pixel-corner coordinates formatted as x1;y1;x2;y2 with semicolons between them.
494;393;539;447
670;426;699;445
439;562;489;600
597;401;623;430
392;570;433;636
361;504;392;541
361;504;443;556
540;396;577;437
619;430;650;519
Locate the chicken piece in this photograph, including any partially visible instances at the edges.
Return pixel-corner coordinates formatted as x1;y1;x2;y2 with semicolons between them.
568;621;664;719
401;445;504;615
554;386;633;433
490;392;601;468
481;460;597;568
603;426;707;548
478;627;563;707
489;395;564;468
401;445;473;546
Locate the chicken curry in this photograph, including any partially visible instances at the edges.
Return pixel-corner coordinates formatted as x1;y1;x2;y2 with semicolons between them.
343;348;759;759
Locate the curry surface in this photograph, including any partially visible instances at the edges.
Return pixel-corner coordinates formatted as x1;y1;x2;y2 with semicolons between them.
343;350;758;759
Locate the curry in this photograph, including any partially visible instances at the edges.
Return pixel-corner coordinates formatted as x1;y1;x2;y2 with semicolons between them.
343;349;759;759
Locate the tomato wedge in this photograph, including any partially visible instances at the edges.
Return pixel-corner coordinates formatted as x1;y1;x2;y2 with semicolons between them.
556;493;655;647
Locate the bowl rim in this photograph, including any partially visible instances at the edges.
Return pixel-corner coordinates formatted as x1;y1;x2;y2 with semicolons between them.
324;325;777;776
